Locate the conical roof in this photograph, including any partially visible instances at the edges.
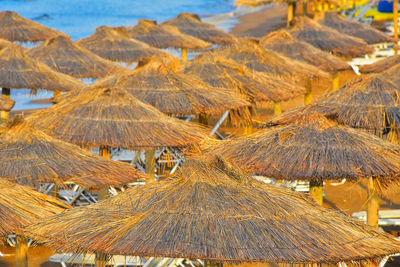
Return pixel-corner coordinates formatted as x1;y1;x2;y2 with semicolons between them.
289;17;374;58
127;19;211;49
25;156;400;264
319;12;395;45
30;85;207;150
76;26;168;63
0;95;14;111
0;179;68;243
0;43;83;91
382;63;400;88
360;55;400;73
260;30;351;72
26;35;125;79
162;13;235;44
0;116;147;190
214;39;329;82
210;113;400;186
0;11;67;43
183;52;306;103
93;57;251;115
268;75;400;143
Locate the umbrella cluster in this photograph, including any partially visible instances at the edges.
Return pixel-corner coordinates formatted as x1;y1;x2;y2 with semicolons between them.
1;6;400;267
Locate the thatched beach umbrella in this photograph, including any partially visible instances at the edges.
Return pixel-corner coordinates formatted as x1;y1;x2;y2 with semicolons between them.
210;112;400;228
127;19;211;61
183;51;306;108
30;85;207;180
319;12;395;45
94;57;251;128
215;39;329;111
289;17;374;58
0;179;69;267
360;54;400;74
26;35;125;79
25;156;400;266
260;30;351;90
0;11;67;43
76;26;168;64
0;95;14;112
162;13;235;44
0;43;83;122
0;115;146;191
382;63;400;88
0;38;11;50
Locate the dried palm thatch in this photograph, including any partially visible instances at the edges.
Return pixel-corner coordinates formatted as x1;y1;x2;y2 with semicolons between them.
26;35;125;79
162;13;235;44
76;26;168;63
30;85;207;150
0;116;147;190
268;75;400;144
0;95;14;111
289;17;374;58
382;63;400;88
93;56;251;115
214;38;329;83
0;44;84;91
25;156;400;264
360;55;400;73
0;179;69;243
210;113;400;189
183;51;306;103
127;19;211;50
319;12;395;45
0;11;67;43
260;30;351;72
0;38;11;50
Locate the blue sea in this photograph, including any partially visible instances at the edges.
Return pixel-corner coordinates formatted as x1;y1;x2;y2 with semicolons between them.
0;0;237;110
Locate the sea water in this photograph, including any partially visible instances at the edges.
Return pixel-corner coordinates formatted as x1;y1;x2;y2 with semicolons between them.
1;0;236;111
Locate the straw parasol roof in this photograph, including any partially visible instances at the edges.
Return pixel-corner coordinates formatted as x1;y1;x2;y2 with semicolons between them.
76;26;168;63
0;43;83;91
214;39;329;82
127;19;211;50
360;55;400;73
289;17;374;58
93;56;251;115
319;12;395;45
25;156;400;264
0;180;69;243
382;63;400;88
268;75;400;143
210;113;400;189
26;35;124;79
0;95;14;111
260;30;351;72
162;13;235;44
30;85;207;150
0;38;11;50
183;51;306;103
0;11;67;43
0;116;147;190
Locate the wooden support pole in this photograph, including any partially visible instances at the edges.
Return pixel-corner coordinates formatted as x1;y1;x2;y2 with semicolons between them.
15;235;28;267
95;252;109;267
98;145;111;201
309;180;323;205
181;48;188;62
332;72;340;91
53;90;61;97
367;177;380;228
304;79;312;105
273;101;282;116
1;88;10;123
394;0;399;55
287;2;295;27
198;113;208;125
145;149;156;180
